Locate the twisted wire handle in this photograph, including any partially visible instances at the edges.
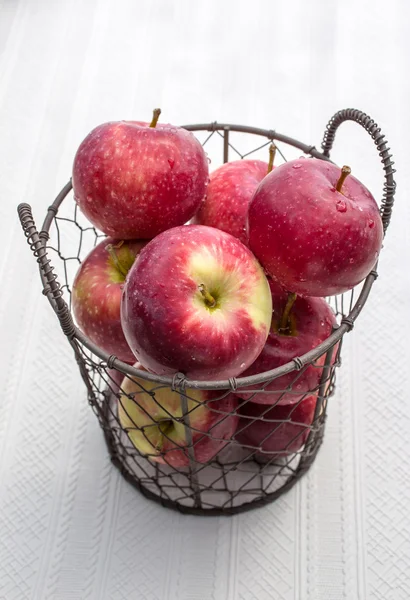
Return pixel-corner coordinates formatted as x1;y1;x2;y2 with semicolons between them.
321;108;396;233
17;203;76;338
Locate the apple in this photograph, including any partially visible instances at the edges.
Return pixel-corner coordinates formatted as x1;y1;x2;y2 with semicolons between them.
72;237;146;363
235;395;317;457
121;224;273;380
72;109;209;239
107;368;127;393
118;364;239;467
248;158;383;297
236;280;337;405
193;158;270;245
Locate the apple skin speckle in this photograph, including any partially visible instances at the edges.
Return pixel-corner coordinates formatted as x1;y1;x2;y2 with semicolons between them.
248;158;383;297
72;120;209;239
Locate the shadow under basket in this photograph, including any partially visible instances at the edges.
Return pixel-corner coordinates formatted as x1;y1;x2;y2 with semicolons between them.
18;108;396;516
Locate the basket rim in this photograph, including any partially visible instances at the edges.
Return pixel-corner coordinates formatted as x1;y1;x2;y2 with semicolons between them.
39;122;378;391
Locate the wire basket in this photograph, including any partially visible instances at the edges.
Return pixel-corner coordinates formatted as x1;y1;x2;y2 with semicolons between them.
17;108;396;516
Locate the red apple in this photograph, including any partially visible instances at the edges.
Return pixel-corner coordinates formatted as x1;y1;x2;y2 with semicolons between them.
107;368;127;393
235;395;317;457
248;158;383;296
72;237;146;363
193;159;269;245
72;110;209;239
237;281;337;405
121;224;272;380
118;364;238;467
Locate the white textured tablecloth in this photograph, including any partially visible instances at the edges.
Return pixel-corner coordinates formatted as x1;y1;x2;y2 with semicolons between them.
1;1;409;598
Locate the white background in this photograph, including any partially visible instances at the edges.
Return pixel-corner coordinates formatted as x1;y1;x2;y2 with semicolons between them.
0;1;409;599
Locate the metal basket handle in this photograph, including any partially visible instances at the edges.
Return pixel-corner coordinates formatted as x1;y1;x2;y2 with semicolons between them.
17;202;76;339
321;108;396;234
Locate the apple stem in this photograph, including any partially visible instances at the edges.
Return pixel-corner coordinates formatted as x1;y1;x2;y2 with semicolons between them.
336;165;351;193
149;108;161;128
199;284;216;308
156;420;173;451
279;292;297;333
105;241;128;278
267;143;276;173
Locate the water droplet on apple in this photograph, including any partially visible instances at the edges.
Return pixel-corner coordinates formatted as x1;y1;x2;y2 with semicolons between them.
320;321;325;327
349;258;354;263
240;363;246;369
292;164;302;169
336;200;347;213
368;219;375;228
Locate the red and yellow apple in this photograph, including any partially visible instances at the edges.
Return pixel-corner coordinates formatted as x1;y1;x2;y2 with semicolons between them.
72;110;209;239
72;237;146;363
235;395;317;457
248;158;383;296
107;368;127;393
118;365;238;467
121;224;272;380
237;280;337;405
193;159;269;245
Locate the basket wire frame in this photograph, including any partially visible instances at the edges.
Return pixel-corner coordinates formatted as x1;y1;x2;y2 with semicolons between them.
17;108;396;515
